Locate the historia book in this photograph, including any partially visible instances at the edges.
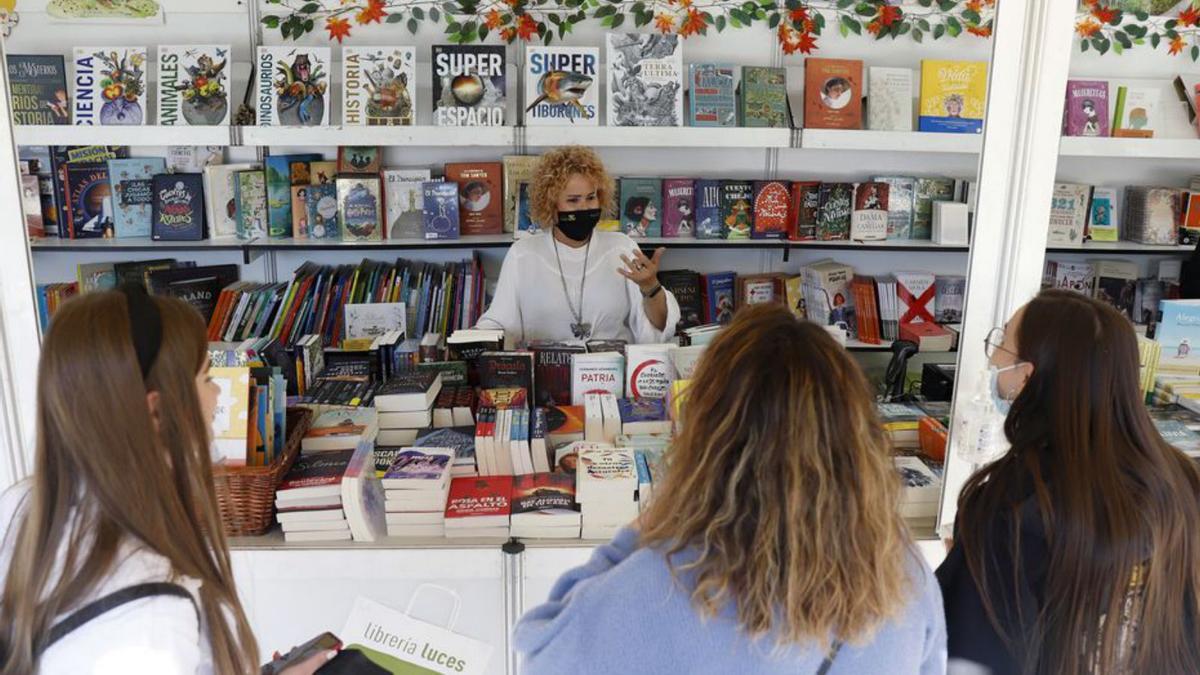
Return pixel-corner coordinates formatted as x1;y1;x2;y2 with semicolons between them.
868;66;913;131
445;162;503;235
525;46;599;126
337;176;383;242
255;47;330;126
382;168;432;239
751;180;790;239
7;54;70;125
620;178;664;238
606;33;683;127
72;47;147;125
156;45;230;126
688;63;736;127
1062;79;1109;137
108;157;166;238
661;179;695;238
432;45;506;127
918;60;987;134
342;46;416;126
719;180;753;240
804;58;863;129
740;66;788;128
422;181;461;240
151;173;205;241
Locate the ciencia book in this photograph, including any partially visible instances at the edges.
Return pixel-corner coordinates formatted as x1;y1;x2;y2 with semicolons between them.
1063;79;1109;137
525;46;599;126
688;63;736;127
108;157;166;238
157;45;231;126
606;33;683;127
73;46;147;125
256;46;330;126
7;54;70;125
918;60;987;134
445;162;503;236
619;177;663;238
342;46;416;126
336;176;383;242
432;45;506;127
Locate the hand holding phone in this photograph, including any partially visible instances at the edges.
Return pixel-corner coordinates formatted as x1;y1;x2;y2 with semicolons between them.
261;632;341;675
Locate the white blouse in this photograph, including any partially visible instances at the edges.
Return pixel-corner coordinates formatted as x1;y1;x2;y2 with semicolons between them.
477;231;680;344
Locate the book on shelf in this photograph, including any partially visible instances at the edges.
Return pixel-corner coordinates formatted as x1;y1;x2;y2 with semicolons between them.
530;340;586;407
62;162;114;239
740;66;788;128
1047;183;1092;246
381;447;454;491
816;182;852;241
340;440;386;542
751;180;790;240
234;169;267;240
850;182;889;242
606;33;682;127
618;398;670;435
873;176;917;240
148;263;238;323
255;46;330;126
422;180;461;240
895;271;936;325
341;46;416;126
1155;300;1200;374
900;321;954;352
203;163;259;240
382;168;433;240
166;146;223;174
1123;186;1180;246
344;302;406;342
432;44;506;127
524;45;599;126
156;45;231;126
209;366;251;464
702;271;736;324
444;475;513;535
867;66;913;132
1093;260;1137;319
804;58;863;130
1088;187;1120;242
719;180;753;240
7;54;70;125
510;472;581;538
571;352;625;405
736;273;786;309
266;154;321;238
661;179;695;238
934;275;965;324
445;162;503;236
1112;85;1159;138
479;351;535;400
694;179;722;240
918;60;987;134
788;181;821;241
1182;177;1200;246
619;177;663;238
657;269;703;332
1044;260;1095;295
306;182;339;239
414;426;479;477
669;343;706;380
801;259;855;332
337;146;382;175
150;173;206;241
73;47;147;126
278;448;354;503
625;344;675;400
913;178;955;240
1062;79;1109;137
502;155;538;234
688;63;736;127
546;404;585;447
107;157;166;238
76;261;116;293
336;175;384;242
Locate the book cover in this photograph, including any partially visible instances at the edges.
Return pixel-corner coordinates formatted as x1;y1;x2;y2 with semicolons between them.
571;352;625;405
934;275;966;323
265;153;320;238
804;58;863;130
658;269;703;331
166;146;223;174
874;176;917;239
1088;187;1120;242
1048;261;1095;295
751;180;789;239
383;449;451;482
7;54;70;125
511;472;578;516
704;271;736;324
1185;192;1200;247
1155;300;1200;371
1093;260;1137;318
620;177;663;238
606;33;683;127
445;162;503;235
1123;186;1180;245
625;343;676;399
107;157;165;238
530;340;587;407
422;181;461;240
336;146;381;175
76;262;116;293
689;63;736;127
514;182;539;238
661;179;695;238
309;160;336;185
414;426;477;468
21;174;43;238
63;162;114;238
342;46;416;126
502;155;539;234
147;264;237;322
279;448;354;491
444;475;514;521
817;182;853;241
291;185;310;238
1113;85;1160;138
382;168;432;239
788;181;821;240
432;45;506;127
738;273;784;307
913;178;955;240
918;60;987;134
479;351;535;396
719;180;753;240
850;182;889;242
209;366;251;463
151;173;205;241
1063;79;1109;137
306;182;340;239
740;66;788;128
1047;183;1092;246
801;260;855;329
896;271;936;325
72;47;147;125
867;66;913;132
345;302;406;341
525;46;599;126
694;179;722;239
234;170;267;240
157;45;230;126
336;176;383;242
203;164;256;238
256;46;330;126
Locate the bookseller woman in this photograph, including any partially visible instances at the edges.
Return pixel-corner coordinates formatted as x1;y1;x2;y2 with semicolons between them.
475;145;680;344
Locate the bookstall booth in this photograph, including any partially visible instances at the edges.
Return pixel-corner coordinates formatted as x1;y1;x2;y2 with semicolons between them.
0;0;1170;672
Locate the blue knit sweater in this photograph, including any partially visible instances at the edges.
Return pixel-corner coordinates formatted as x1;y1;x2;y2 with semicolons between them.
515;527;947;674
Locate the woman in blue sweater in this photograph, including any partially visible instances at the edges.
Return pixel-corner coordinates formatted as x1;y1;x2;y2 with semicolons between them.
515;304;947;674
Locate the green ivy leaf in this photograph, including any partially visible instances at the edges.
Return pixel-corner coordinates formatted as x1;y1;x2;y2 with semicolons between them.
1113;40;1123;54
543;29;553;45
946;16;961;36
548;12;561;23
411;7;425;20
897;22;910;35
1107;10;1123;26
933;23;945;39
755;8;766;19
814;12;825;29
836;0;854;9
1094;36;1110;55
594;5;616;17
445;20;461;33
479;24;489;40
838;16;847;36
611;12;624;28
1167;28;1180;40
634;10;649;26
304;18;314;33
281;22;291;39
769;11;781;28
632;1;645;13
913;26;924;42
841;14;861;35
758;0;776;8
1081;38;1089;52
716;14;726;31
461;20;477;35
917;0;932;6
917;18;930;31
386;12;405;22
299;2;319;13
1193;45;1199;61
1114;31;1131;48
1166;19;1178;29
1151;32;1161;48
962;9;980;24
855;2;874;16
443;3;457;15
408;17;419;33
937;0;955;10
730;14;742;28
262;14;281;27
1135;10;1149;21
730;8;750;24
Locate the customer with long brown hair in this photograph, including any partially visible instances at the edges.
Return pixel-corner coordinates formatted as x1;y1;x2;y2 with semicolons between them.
0;288;330;673
515;304;946;673
939;289;1200;674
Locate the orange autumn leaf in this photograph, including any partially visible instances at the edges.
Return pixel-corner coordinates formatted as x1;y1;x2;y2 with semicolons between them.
501;26;517;41
964;0;982;12
1076;19;1101;38
967;24;991;37
326;16;352;42
485;8;504;29
878;4;902;27
678;0;692;7
516;14;538;40
355;0;386;24
1180;6;1200;27
1170;35;1186;55
867;18;883;34
1090;5;1117;24
654;12;675;33
678;7;706;37
788;6;808;24
795;29;817;53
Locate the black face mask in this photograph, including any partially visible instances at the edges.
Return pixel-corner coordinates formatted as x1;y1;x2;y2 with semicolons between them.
556;208;601;242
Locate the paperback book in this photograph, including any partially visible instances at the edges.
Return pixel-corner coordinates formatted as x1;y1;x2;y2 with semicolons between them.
432;45;506;127
571;352;625;405
62;162;114;238
156;45;231;126
867;66;913;132
502;155;539;234
1088;187;1119;242
704;272;736;324
874;175;917;239
7;55;70;125
688;63;736;127
73;47;147;125
446;162;503;235
740;66;787;128
108;157;166;238
719;180;753;240
256;47;330;126
531;341;587;407
789;181;821;240
1047;183;1091;246
234;170;267;240
1123;186;1180;245
342;46;416;126
265;153;320;237
620;178;663;238
751;180;790;239
383;169;432;239
1062;79;1109;137
817;182;853;241
661;179;695;238
918;60;987;134
850;182;890;242
524;46;599;126
422;181;461;240
694;179;722;239
913;178;956;240
606;33;683;127
306;182;339;239
804;58;863;129
151;173;206;241
336;176;384;242
1113;85;1159;138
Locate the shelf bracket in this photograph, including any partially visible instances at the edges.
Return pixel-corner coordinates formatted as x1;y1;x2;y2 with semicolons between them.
782;243;790;263
242;244;267;266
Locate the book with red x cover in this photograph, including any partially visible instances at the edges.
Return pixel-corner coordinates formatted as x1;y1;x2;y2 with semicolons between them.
895;271;937;326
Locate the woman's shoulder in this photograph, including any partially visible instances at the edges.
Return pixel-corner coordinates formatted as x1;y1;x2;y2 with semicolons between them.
592;230;639;253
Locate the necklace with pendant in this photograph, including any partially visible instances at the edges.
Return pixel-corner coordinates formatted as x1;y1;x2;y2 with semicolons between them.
552;236;591;339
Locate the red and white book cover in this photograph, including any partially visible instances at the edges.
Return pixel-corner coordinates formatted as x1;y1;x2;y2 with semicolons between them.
895;272;936;326
444;475;514;526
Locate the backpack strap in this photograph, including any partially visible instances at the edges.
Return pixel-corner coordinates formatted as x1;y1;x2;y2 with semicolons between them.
815;640;844;675
38;582;199;655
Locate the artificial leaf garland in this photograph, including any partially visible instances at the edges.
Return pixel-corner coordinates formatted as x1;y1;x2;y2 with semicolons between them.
1076;0;1200;60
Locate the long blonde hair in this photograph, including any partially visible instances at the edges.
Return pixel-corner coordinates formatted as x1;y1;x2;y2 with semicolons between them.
640;304;911;648
0;291;259;673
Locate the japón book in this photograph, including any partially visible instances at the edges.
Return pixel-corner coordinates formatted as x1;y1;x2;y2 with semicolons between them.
918;60;987;134
7;54;70;125
525;46;599;126
256;46;330;126
157;45;231;126
606;33;683;127
72;47;147;125
432;45;506;127
342;46;416;126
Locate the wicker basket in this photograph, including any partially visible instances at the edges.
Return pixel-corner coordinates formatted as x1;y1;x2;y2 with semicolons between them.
213;407;314;537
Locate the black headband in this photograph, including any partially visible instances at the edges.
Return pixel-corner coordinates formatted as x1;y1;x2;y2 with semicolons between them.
118;283;163;380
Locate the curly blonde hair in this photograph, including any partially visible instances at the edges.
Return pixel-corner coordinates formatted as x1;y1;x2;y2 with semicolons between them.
529;145;616;228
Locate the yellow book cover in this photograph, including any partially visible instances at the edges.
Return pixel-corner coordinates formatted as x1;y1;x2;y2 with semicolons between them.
597;218;621;232
918;60;987;134
210;366;251;464
784;275;804;319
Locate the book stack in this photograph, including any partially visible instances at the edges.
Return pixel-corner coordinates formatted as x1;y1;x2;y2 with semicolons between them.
583;393;622;443
472;406;547;476
374;371;443;447
617;398;671;435
300;408;379;454
575;444;639;540
443;475;514;538
878;402;925;450
546;404;585;448
510;473;582;539
412;426;479;477
432;385;476;428
275;449;354;542
895;456;941;520
381;447;454;538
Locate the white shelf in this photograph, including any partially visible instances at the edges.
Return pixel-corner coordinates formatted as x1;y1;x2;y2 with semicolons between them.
525;125;792;149
1058;136;1200;160
29;236;245;251
249;234;516;250
1046;241;1194;253
229;529;509;550
241;125;515;148
14;124;232;147
799;129;982;154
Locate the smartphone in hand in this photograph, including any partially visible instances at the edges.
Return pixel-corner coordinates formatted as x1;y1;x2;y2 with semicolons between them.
261;632;341;675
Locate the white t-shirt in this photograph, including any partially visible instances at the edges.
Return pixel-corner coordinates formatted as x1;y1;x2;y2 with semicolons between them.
0;481;214;674
476;231;680;344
